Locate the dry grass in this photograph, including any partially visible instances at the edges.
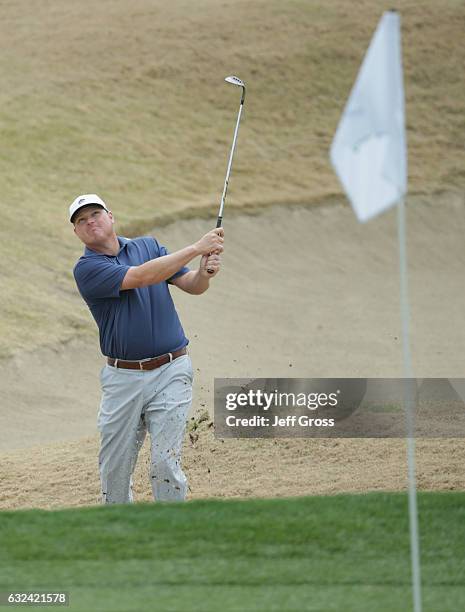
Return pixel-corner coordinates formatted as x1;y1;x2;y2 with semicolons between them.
0;0;464;355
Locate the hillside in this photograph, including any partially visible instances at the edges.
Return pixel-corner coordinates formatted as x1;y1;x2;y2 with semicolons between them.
0;0;464;354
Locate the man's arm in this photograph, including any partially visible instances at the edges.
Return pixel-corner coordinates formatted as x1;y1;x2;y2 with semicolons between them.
121;229;223;290
171;253;221;295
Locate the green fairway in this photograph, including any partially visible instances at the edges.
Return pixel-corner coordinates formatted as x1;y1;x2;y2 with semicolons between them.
0;492;464;611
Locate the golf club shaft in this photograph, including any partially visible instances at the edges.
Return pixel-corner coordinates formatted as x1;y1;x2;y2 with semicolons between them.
208;95;245;272
217;100;244;226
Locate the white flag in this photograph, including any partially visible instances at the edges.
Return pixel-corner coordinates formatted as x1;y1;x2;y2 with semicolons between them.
330;11;407;223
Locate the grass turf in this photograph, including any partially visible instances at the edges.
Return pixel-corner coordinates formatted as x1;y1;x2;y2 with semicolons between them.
0;492;464;611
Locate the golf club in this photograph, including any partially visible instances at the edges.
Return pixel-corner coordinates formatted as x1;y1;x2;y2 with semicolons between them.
207;75;246;274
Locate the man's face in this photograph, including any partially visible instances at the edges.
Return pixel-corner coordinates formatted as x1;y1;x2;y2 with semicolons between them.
73;205;114;246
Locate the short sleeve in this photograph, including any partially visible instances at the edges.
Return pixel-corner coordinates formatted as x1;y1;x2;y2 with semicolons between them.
152;238;189;282
74;257;130;302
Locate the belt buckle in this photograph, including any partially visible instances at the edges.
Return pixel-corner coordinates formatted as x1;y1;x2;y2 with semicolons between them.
137;352;174;371
139;356;155;371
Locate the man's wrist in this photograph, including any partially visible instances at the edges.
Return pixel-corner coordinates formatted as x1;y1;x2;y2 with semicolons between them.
190;243;201;258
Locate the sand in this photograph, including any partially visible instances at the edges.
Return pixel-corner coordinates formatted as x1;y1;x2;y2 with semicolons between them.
1;193;464;509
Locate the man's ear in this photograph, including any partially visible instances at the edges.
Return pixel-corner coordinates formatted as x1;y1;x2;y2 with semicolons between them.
108;211;114;223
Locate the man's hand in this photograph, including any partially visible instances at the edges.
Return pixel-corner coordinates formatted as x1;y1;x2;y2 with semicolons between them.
193;228;224;256
171;252;222;294
171;229;224;293
199;253;221;278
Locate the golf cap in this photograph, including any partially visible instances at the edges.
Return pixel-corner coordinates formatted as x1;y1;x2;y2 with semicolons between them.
69;194;109;223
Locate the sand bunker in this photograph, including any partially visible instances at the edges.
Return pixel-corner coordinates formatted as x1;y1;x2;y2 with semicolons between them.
1;193;464;509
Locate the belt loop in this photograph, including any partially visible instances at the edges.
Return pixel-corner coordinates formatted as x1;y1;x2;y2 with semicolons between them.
114;359;118;368
168;352;173;363
139;361;144;370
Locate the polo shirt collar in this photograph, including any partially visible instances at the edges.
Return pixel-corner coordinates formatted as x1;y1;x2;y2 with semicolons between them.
84;236;130;258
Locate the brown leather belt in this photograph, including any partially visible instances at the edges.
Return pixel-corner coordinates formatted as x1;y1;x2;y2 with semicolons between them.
107;347;187;370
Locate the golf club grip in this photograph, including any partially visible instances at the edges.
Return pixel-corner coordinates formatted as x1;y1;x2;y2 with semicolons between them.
207;217;223;274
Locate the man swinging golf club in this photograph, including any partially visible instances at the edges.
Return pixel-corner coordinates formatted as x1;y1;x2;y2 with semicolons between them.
70;194;223;504
70;75;244;504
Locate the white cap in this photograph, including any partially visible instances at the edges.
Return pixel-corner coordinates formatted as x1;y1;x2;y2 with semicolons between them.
69;194;109;223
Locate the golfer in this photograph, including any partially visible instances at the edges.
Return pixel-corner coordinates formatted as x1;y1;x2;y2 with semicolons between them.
70;194;224;504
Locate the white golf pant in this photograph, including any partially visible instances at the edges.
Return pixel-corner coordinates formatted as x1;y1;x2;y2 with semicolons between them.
97;354;193;504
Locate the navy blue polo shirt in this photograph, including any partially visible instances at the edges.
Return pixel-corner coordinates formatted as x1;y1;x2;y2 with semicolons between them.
73;236;189;360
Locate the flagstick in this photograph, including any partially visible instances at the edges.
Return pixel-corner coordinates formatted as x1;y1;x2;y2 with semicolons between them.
397;196;422;612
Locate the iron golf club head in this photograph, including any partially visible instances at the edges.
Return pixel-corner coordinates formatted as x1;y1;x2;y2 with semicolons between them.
225;75;246;102
225;75;245;87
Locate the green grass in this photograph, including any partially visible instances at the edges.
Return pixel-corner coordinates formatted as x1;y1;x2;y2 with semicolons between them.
0;492;464;611
0;0;464;355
